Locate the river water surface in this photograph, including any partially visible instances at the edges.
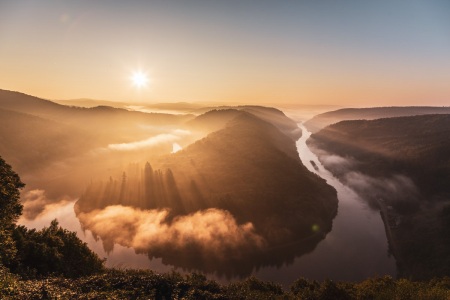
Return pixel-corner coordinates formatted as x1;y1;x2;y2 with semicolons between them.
19;123;396;286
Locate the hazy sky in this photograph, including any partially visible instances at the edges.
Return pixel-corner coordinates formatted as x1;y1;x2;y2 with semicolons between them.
1;0;450;105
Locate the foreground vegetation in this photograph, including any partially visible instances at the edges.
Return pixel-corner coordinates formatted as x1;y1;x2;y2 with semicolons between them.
1;267;450;299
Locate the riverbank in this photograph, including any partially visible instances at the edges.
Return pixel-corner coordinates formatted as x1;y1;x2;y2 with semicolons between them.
377;198;402;272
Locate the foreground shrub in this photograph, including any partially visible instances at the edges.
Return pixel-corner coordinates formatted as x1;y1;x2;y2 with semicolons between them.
11;220;105;278
225;276;284;299
0;156;24;266
0;265;19;298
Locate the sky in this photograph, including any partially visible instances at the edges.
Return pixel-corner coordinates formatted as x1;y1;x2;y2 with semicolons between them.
1;0;450;106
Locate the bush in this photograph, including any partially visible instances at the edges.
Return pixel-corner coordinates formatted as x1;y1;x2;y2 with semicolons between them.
225;276;284;299
0;265;19;297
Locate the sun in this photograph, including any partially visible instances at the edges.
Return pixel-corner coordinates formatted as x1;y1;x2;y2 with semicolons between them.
130;71;149;88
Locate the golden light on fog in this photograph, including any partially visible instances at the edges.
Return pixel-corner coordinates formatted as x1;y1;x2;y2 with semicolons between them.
172;143;182;153
131;71;149;88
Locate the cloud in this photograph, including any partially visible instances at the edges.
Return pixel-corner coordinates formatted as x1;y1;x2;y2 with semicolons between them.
77;206;265;259
125;105;186;115
171;143;182;153
108;134;179;151
107;130;192;151
343;171;419;202
312;147;356;177
21;189;72;220
313;148;420;209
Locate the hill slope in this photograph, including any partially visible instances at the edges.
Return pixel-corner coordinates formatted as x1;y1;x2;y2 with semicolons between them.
0;90;195;205
308;114;450;279
187;106;301;140
0;89;192;142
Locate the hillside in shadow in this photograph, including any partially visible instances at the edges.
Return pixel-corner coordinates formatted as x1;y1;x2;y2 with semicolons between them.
308;114;450;279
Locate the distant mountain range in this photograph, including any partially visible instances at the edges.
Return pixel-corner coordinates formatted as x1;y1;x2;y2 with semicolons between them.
0;89;195;199
304;106;450;133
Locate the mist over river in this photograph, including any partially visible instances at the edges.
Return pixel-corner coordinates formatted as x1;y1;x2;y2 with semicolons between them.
19;123;396;286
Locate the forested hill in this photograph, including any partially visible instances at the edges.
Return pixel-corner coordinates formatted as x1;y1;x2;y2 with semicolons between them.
309;114;450;198
187;106;301;140
304;106;450;133
76;111;338;275
308;114;450;279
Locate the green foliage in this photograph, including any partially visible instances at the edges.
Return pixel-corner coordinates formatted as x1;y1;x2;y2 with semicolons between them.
0;156;24;266
0;265;19;298
352;276;396;299
225;276;284;299
291;277;320;298
2;270;450;300
291;278;351;300
10;220;105;278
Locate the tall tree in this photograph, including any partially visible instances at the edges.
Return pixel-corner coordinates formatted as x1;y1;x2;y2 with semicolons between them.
0;156;24;265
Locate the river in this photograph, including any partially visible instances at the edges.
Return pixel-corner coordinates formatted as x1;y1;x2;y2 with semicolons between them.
18;123;396;286
249;124;396;283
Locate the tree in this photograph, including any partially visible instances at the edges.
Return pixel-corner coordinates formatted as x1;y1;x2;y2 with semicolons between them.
12;220;105;278
0;156;105;278
0;156;24;266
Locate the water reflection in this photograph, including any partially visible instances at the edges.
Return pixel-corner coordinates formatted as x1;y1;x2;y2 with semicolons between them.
18;201;172;273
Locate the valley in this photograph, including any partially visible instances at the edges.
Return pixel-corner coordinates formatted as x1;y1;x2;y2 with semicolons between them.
1;89;450;284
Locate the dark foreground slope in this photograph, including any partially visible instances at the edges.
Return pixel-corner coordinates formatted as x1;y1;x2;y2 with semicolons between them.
308;114;450;279
76;111;338;276
304;106;450;133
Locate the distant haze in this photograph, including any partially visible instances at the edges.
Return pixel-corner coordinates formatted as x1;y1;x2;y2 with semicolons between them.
1;1;450;105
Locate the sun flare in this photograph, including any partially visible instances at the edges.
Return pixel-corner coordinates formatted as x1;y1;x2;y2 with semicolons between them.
131;71;149;88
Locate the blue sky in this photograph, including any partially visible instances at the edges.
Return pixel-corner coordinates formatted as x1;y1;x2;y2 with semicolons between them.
1;0;449;105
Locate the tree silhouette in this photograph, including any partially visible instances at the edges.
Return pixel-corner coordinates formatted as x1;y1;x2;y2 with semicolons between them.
119;172;127;205
12;220;105;278
0;156;24;266
144;162;154;207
